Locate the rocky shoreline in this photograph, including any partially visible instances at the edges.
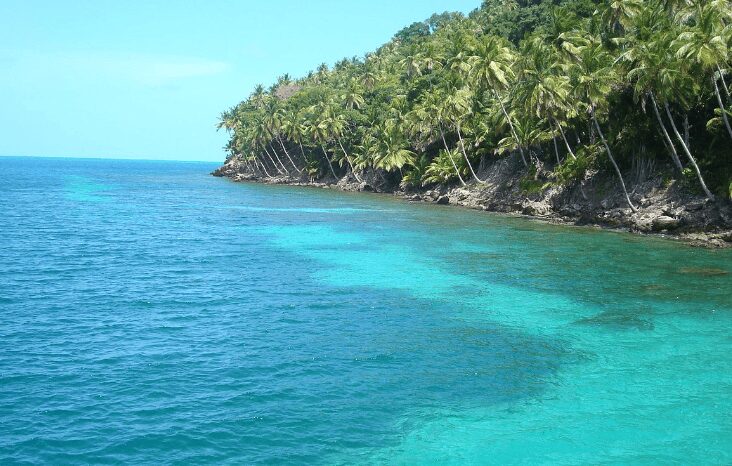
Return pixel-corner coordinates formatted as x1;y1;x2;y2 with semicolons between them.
212;156;732;248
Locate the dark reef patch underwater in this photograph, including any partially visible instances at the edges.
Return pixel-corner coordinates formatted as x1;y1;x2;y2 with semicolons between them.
1;157;731;464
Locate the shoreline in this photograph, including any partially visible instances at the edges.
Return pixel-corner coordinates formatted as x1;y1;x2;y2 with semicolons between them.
212;159;732;249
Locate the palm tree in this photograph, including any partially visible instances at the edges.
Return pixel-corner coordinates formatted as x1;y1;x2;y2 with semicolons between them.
250;85;266;109
597;0;644;35
260;98;300;174
272;108;303;174
468;35;529;167
342;80;365;110
305;108;339;180
515;36;577;161
572;36;637;212
409;90;467;186
369;123;416;174
497;115;549;175
322;102;362;182
281;110;308;165
620;11;685;172
673;0;732;140
400;55;423;81
443;86;486;183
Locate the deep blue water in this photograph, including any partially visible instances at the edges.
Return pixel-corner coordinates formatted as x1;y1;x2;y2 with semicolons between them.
1;157;731;464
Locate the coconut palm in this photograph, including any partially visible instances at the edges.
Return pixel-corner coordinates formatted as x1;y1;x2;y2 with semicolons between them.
673;0;732;140
571;35;637;211
409;90;467;186
369;123;416;174
280;110;309;165
321;102;362;182
468;35;529;167
251;115;286;175
515;36;577;160
443;86;486;183
620;10;685;172
305;107;339;180
342;80;366;110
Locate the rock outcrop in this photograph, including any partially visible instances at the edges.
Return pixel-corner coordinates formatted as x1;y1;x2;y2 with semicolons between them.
212;155;732;248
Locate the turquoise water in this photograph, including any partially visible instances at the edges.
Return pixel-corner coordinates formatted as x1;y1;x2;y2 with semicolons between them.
1;157;731;464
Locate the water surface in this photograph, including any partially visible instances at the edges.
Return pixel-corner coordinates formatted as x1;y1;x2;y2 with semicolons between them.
1;157;731;464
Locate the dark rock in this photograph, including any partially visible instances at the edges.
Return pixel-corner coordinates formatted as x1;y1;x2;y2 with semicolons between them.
211;153;732;248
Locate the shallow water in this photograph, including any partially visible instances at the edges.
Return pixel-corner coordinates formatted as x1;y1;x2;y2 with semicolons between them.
1;157;731;464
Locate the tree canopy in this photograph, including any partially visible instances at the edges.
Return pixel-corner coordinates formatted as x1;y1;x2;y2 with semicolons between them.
219;0;732;205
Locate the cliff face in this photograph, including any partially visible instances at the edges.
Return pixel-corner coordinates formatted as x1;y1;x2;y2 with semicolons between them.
212;155;732;248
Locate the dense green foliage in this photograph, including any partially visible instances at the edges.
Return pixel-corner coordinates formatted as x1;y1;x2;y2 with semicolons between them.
219;0;732;207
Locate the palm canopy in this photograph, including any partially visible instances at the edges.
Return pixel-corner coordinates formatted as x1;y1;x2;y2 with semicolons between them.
219;0;731;201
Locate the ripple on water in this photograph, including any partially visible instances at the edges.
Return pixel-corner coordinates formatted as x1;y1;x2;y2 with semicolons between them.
1;158;731;464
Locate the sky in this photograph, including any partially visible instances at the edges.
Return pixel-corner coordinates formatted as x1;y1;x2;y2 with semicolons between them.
0;0;479;162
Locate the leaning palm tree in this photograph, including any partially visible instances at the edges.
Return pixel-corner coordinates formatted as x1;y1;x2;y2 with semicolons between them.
515;36;577;161
273;108;303;174
305;109;339;180
621;15;685;173
250;116;284;175
322;102;362;182
468;35;528;167
673;0;732;140
571;36;638;212
443;86;486;183
621;15;715;200
261;99;299;174
409;90;467;186
280;110;309;165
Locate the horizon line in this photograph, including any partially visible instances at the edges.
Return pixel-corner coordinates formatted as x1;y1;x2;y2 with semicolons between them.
0;154;222;163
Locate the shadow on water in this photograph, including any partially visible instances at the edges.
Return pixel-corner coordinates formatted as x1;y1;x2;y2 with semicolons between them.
3;161;731;464
573;309;655;331
677;267;729;277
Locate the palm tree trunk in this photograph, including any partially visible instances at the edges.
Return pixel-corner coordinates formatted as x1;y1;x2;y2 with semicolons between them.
337;138;362;182
298;142;308;164
588;120;595;144
247;157;257;175
278;136;302;173
262;146;284;175
268;142;290;174
663;103;715;200
456;126;485;184
493;90;527;167
590;105;637;212
439;126;466;186
256;155;273;178
551;124;561;165
649;92;683;173
552;116;576;160
262;153;279;177
712;75;732;140
245;159;257;174
320;145;338;180
718;64;730;98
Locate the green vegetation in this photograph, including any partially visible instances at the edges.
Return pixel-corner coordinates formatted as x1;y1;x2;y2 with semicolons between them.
218;0;732;209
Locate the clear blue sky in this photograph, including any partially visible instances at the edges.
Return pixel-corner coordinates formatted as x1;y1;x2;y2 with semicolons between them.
0;0;479;162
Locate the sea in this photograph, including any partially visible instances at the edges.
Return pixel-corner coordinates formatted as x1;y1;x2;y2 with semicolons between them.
1;156;731;464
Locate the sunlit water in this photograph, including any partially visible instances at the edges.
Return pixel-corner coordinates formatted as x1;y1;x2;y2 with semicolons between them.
1;157;731;464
